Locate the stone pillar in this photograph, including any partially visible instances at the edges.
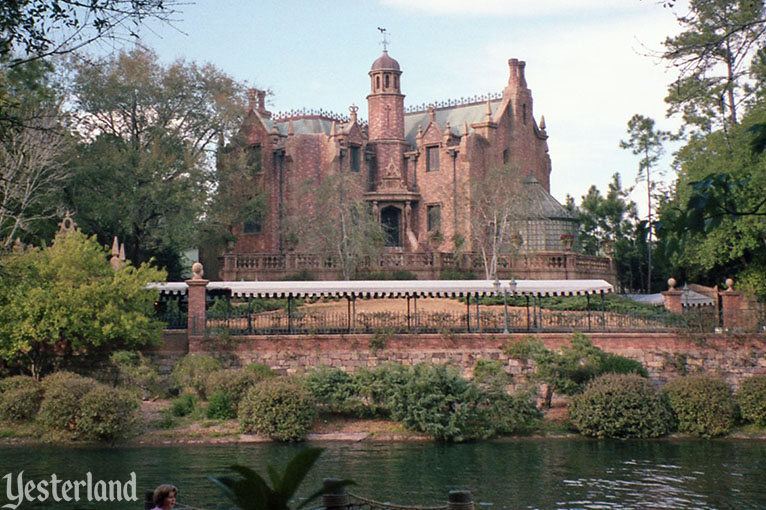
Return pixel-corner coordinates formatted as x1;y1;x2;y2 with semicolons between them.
662;278;683;314
186;262;209;350
720;278;742;330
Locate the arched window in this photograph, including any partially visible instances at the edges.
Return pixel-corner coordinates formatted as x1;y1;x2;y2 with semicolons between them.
384;74;390;88
394;75;399;89
376;76;380;90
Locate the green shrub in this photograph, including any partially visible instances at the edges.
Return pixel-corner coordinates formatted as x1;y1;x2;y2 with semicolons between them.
171;393;198;417
390;363;489;442
244;363;275;379
352;363;410;417
238;377;316;441
599;353;649;377
40;371;85;392
737;375;766;427
389;269;417;280
473;359;511;389
38;374;100;431
305;368;361;414
172;355;222;398
110;350;167;398
279;270;315;281
480;388;542;435
569;373;674;438
206;369;265;408
77;387;140;442
664;375;736;437
440;269;475;280
206;390;236;420
0;386;44;421
0;375;39;393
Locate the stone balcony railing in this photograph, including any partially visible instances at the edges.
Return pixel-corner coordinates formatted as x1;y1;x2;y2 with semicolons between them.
220;251;615;283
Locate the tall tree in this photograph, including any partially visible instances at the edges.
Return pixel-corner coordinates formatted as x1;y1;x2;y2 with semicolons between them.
663;0;766;132
0;0;182;66
0;59;71;248
658;100;766;297
468;165;527;280
63;47;245;278
286;172;386;280
620;114;669;293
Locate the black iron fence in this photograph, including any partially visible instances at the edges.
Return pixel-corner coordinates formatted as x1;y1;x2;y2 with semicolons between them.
203;300;725;336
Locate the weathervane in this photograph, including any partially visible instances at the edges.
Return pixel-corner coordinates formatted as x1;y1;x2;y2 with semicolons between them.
377;27;389;51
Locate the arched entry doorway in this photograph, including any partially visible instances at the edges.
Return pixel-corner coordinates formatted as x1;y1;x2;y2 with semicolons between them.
380;206;401;247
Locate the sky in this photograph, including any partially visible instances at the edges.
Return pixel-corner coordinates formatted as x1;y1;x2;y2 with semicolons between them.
136;0;687;215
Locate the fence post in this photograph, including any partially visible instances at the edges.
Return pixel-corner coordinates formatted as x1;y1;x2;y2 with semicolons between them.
186;262;209;350
448;490;474;510
322;479;349;510
720;278;742;330
661;278;683;314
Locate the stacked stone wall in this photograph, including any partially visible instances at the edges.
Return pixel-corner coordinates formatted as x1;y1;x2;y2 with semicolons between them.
149;331;766;389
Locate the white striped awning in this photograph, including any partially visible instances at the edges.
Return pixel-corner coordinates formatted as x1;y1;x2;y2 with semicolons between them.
148;279;613;298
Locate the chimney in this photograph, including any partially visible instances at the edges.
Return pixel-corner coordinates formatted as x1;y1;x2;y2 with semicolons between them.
508;58;527;89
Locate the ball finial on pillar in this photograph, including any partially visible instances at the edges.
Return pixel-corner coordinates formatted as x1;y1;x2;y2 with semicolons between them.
191;262;204;280
667;278;677;290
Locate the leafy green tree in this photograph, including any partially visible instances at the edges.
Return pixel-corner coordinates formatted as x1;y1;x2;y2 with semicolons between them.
62;47;245;277
620;115;670;292
659;101;766;296
0;229;166;379
662;0;766;131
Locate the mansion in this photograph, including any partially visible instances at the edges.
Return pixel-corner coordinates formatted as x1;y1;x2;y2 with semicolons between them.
215;50;612;282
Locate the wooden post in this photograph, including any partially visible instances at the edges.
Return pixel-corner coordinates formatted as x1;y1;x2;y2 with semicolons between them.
448;490;474;510
322;479;349;510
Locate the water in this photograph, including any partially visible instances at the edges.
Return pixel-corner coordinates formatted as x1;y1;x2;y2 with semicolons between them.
0;440;764;509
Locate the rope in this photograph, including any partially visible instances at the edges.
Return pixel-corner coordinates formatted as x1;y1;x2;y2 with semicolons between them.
348;493;448;510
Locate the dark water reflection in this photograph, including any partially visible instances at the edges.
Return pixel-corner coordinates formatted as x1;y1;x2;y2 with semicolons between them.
0;440;765;509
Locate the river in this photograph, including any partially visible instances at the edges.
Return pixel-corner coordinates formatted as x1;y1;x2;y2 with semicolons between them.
0;440;764;509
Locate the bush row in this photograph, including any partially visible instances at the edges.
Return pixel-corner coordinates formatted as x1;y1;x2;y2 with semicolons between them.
0;371;140;442
569;373;766;438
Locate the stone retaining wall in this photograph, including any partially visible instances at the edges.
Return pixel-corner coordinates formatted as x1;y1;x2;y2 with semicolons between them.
151;330;766;388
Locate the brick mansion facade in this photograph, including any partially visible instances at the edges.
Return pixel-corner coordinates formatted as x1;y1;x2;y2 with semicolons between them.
216;50;613;282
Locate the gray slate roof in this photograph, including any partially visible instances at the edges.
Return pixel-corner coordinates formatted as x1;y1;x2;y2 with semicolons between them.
403;100;502;146
523;175;577;221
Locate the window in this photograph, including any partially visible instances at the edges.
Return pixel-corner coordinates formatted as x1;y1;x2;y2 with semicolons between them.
427;204;441;232
243;210;263;234
384;74;390;88
426;146;439;172
247;145;262;175
503;149;509;165
350;145;360;172
394;76;399;89
376;76;380;90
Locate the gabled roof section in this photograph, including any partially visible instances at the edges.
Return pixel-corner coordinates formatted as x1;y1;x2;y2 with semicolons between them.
404;99;502;146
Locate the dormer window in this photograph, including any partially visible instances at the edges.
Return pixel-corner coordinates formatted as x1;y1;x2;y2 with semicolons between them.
350;145;360;172
426;146;439;172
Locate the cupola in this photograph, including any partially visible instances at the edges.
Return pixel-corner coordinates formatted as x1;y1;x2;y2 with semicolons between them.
369;50;402;94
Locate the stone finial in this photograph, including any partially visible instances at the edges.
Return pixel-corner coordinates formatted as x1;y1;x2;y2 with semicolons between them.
540;115;546;131
119;242;125;263
287;119;295;136
667;277;677;290
725;278;734;291
416;124;423;143
443;121;451;142
428;104;436;123
485;99;492;120
57;211;77;236
463;121;469;137
349;104;359;124
191;262;204;280
330;121;337;137
110;236;120;270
